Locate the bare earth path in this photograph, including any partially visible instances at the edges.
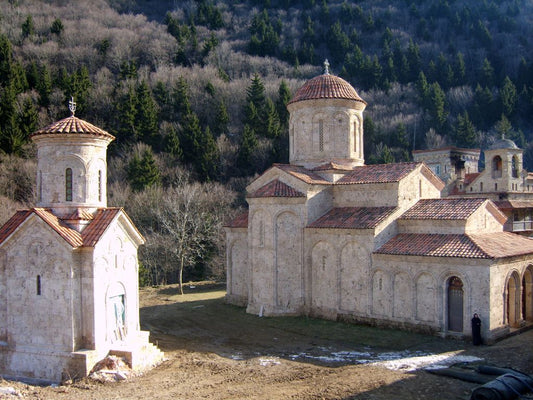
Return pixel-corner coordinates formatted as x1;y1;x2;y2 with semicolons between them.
2;282;532;399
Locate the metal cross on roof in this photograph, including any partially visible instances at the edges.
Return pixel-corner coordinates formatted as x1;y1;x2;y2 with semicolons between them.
69;97;76;116
324;59;330;75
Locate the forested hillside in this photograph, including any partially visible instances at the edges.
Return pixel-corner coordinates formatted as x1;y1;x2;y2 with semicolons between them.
0;0;532;285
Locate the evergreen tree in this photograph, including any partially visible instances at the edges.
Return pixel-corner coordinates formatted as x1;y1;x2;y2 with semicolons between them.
22;15;35;39
480;58;495;87
244;74;267;137
416;71;430;107
50;18;64;36
17;96;38;145
37;64;52;107
128;148;161;192
265;98;281;139
135;81;159;148
406;39;421;81
164;124;183;159
428;82;448;131
392;123;409;148
115;84;137;144
0;34;14;87
213;100;229;136
276;80;291;129
326;20;351;64
172;76;192;120
236;124;258;175
454;52;466;86
180;112;202;164
500;76;517;117
454;111;477;148
194;126;219;181
471;84;496;128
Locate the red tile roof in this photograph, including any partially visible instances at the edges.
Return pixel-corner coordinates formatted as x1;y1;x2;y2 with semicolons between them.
273;164;331;185
376;232;533;259
308;207;397;229
0;208;124;248
464;173;480;185
31;116;115;140
376;233;490;258
225;211;249;228
311;162;354;171
288;74;366;105
494;200;533;210
248;179;305;198
336;162;421;185
400;198;487;220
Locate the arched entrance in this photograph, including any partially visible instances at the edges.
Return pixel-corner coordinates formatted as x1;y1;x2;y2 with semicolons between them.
522;267;533;322
507;272;521;327
447;276;464;332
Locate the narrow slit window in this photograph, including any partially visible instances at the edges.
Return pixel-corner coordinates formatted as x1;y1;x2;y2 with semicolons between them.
37;275;41;295
66;168;73;201
319;120;324;152
38;171;42;202
98;170;102;202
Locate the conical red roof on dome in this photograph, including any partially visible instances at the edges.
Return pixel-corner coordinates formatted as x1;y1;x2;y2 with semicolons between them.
288;73;366;105
31;115;115;140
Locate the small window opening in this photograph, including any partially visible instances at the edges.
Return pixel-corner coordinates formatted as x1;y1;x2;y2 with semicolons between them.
98;170;102;202
37;275;41;295
318;120;324;152
66;168;73;201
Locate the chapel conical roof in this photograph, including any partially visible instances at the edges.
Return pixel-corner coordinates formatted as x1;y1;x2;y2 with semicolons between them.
31;115;115;140
288;61;366;105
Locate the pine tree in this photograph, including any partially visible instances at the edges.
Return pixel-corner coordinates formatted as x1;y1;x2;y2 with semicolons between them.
165;124;183;159
127;148;161;192
416;71;430;107
213;100;229;136
428;82;448;131
50;18;64;36
454;111;477;148
22;15;35;39
115;84;137;144
135;81;159;147
236;124;258;175
454;52;466;86
172;76;191;120
276;80;291;129
37;64;52;107
194;126;219;181
500;76;517;117
180;112;202;164
480;58;495;88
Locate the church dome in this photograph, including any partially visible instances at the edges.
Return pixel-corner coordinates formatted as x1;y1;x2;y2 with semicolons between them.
489;137;518;150
31;115;115;140
288;71;366;105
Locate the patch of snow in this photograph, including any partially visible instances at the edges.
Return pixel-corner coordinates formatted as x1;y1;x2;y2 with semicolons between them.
0;387;18;396
376;352;483;372
259;357;281;366
288;348;482;372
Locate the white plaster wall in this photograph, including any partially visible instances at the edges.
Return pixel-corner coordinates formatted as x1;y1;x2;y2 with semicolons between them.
2;217;80;352
372;253;493;337
34;135;110;213
305;229;375;318
225;229;248;305
92;217;141;349
333;182;400;207
288;98;365;168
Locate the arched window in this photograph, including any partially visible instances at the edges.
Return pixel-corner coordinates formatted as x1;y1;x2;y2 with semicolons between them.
512;156;519;178
492;156;502;179
65;168;73;201
98;170;102;202
318;120;324;152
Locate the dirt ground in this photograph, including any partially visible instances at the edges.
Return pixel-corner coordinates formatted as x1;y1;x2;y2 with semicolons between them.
2;282;532;400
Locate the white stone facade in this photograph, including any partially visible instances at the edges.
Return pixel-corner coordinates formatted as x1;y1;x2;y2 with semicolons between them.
225;70;533;343
0;115;162;383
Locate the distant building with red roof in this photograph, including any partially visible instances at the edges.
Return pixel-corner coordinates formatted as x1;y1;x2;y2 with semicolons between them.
225;62;533;343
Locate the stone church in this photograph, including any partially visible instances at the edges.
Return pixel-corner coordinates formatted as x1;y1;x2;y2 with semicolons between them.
225;64;533;342
0;104;162;383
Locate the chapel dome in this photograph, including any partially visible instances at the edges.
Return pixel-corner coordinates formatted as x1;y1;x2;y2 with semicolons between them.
31;115;115;140
288;66;366;106
489;137;518;150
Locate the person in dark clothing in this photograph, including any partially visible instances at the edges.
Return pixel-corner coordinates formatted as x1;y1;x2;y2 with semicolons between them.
471;313;482;345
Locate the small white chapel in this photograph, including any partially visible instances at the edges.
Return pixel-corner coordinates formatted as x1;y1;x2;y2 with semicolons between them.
0;102;163;383
225;62;533;343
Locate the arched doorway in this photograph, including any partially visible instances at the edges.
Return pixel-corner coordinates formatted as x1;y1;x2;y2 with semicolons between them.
492;156;502;179
507;272;521;327
522;267;533;322
447;276;464;332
